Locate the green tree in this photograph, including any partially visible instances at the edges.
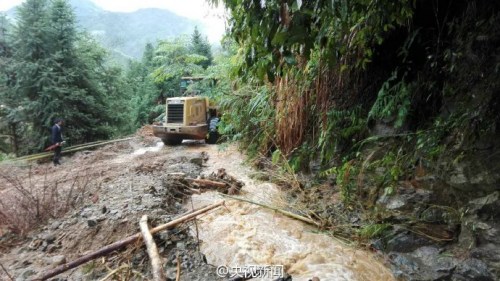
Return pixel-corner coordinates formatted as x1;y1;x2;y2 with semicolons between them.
190;26;213;69
0;14;20;155
6;0;130;154
126;42;160;126
10;0;53;153
152;36;205;97
44;0;115;144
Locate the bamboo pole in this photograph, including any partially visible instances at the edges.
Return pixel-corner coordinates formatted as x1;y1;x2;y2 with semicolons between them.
139;215;166;281
221;194;320;227
35;201;225;280
8;137;133;162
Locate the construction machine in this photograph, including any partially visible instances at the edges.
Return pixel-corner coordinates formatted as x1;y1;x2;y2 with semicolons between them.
152;77;220;145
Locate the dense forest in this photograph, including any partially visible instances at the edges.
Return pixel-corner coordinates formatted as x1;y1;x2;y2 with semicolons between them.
1;0;499;279
0;0;215;157
210;0;499;279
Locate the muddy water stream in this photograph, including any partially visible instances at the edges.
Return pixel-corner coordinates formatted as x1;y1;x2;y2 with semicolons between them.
185;144;395;281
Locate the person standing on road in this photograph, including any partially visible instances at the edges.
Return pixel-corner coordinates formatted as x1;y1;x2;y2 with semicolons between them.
51;118;64;166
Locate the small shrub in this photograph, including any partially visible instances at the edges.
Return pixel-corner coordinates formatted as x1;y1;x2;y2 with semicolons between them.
0;168;93;235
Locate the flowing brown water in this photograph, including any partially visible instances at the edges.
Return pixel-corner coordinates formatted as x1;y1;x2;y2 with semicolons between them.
185;144;395;281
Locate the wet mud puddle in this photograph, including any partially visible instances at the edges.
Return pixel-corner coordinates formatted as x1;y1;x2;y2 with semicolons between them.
185;145;395;281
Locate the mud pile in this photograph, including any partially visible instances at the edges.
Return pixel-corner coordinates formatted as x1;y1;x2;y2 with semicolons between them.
0;138;226;281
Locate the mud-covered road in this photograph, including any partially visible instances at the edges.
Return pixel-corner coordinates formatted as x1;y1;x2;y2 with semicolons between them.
0;128;393;281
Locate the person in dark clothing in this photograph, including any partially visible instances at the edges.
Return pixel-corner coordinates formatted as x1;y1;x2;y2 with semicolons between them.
51;118;64;165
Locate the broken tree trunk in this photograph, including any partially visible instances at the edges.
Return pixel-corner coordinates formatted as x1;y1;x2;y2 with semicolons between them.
139;215;166;281
35;201;225;281
187;178;227;188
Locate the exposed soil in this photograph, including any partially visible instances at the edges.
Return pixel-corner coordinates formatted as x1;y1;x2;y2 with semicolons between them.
0;128;227;281
0;127;395;281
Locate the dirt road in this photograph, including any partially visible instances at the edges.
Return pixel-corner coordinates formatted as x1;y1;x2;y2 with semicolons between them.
0;130;393;280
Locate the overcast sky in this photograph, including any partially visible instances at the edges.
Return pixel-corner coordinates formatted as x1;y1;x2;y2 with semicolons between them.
0;0;227;43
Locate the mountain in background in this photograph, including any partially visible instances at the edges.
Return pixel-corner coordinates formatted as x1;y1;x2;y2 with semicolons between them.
5;0;202;62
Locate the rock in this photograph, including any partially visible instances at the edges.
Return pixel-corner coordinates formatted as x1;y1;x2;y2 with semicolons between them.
458;220;476;249
389;246;456;281
466;191;500;218
41;233;56;244
413;246;456;275
16;246;29;254
44;255;66;267
65;218;78;226
470;242;500;269
87;219;98;227
176;242;186;250
446;158;500;192
190;157;204;166
50;221;61;230
453;258;495;281
41;241;48;252
453;192;500;279
46;244;60;253
80;207;93;218
165;267;177;279
386;231;433;253
377;184;431;213
18;259;32;268
16;269;36;281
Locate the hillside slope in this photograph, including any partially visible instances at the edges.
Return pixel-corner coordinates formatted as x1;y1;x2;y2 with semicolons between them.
5;0;201;60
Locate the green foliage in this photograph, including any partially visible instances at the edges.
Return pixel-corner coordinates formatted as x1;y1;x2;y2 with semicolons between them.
218;82;275;157
359;223;391;239
211;0;413;82
320;159;358;202
318;107;366;165
152;36;205;85
369;148;406;197
369;71;411;128
190;26;213;69
288;142;313;172
1;0;133;155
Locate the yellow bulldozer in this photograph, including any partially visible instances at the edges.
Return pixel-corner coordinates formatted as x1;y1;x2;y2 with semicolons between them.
152;77;220;145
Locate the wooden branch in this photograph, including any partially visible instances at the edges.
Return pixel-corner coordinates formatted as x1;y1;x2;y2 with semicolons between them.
0;262;14;281
140;215;166;281
35;201;225;280
221;194;320;227
186;178;227;188
176;253;181;281
187;187;201;195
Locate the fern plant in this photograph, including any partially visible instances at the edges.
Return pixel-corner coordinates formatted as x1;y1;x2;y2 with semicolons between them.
318;106;366;165
369;71;411;128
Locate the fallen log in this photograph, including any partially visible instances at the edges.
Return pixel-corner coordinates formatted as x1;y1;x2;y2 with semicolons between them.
139;215;166;281
35;201;225;281
187;178;227;188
